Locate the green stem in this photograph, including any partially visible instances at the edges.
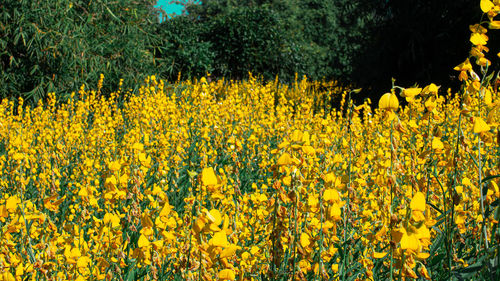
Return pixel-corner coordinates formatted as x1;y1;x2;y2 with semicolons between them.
291;177;298;281
389;119;394;281
342;92;354;281
478;85;489;250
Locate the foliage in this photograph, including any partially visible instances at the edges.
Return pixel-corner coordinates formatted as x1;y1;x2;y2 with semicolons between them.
178;0;490;100
179;0;383;83
0;2;498;279
203;6;297;81
0;0;162;104
155;15;214;81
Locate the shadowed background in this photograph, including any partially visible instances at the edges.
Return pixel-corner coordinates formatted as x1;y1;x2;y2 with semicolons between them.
1;0;496;105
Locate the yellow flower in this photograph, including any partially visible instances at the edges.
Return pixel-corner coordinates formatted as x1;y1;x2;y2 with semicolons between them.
138;234;150;248
378;93;399;111
402;87;421;98
300;232;311;248
422;83;440;95
132;142;144;151
218;269;236;280
220;244;239;258
418;264;432;280
400;230;419;253
489;20;500;29
410;192;426;212
473;117;490;133
77;256;91;269
480;0;495;13
209;209;222;226
6;195;20;213
209;231;229;247
201;167;218;186
323;189;339;203
329;203;342;221
277;152;294;166
454;59;473;72
372;252;387;259
470;33;488;46
108;160;121;172
431;137;444;150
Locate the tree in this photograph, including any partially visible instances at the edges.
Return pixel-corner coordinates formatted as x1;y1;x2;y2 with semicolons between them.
203;6;297;81
0;0;163;103
181;0;382;83
155;16;214;81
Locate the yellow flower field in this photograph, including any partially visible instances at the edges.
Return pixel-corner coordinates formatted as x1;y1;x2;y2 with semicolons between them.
0;1;499;280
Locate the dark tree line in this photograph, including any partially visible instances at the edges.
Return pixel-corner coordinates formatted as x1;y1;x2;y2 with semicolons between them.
1;0;493;104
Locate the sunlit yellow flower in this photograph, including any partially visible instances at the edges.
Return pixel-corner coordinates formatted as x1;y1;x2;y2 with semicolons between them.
378;92;399;111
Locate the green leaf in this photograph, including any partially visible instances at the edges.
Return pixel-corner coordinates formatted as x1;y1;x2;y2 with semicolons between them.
481;175;500;184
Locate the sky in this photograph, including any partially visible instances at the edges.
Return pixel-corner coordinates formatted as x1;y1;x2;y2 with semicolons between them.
154;1;187;17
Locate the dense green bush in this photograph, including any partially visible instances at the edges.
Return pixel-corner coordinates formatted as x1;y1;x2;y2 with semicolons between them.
0;0;162;103
179;0;488;101
155;16;214;81
1;0;490;104
181;0;381;83
204;6;294;81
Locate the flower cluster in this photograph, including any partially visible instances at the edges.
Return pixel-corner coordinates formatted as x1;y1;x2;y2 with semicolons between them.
0;1;498;280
